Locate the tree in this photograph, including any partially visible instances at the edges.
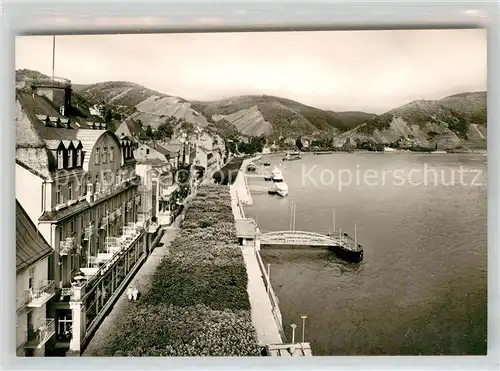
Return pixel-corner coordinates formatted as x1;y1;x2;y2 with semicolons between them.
154;122;174;140
145;125;153;138
295;136;303;151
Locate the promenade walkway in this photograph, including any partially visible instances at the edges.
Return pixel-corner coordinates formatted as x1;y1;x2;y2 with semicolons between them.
241;245;283;346
230;182;283;346
83;213;187;356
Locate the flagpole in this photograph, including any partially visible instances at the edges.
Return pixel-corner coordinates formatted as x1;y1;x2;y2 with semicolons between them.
52;35;55;81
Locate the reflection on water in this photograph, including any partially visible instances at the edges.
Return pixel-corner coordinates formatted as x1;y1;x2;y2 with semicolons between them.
246;153;487;355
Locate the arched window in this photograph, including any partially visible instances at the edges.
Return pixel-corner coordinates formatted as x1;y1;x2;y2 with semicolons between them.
95;175;100;193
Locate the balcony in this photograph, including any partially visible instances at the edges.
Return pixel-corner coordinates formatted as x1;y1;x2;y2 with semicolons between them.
24;319;56;349
100;215;109;229
83;223;94;240
23;280;55;308
115;207;122;217
59;237;75;256
108;211;116;223
134;195;141;206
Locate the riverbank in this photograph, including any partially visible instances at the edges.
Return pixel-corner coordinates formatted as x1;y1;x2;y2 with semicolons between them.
232;156;261;206
230;169;284;347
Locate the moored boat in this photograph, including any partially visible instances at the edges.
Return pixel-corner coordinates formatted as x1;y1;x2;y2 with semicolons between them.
263;161;271;166
272;167;284;182
247;163;257;172
275;182;289;197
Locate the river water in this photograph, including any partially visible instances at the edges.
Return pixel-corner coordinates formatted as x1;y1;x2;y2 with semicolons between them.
244;152;487;355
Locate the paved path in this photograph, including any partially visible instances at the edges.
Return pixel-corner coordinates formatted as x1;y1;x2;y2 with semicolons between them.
83;218;183;356
241;245;283;346
230;181;283;346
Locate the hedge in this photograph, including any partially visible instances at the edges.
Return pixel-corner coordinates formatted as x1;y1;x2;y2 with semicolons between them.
99;184;260;356
105;304;260;357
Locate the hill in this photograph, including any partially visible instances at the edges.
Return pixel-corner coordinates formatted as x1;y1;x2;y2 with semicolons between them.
75;81;210;130
15;70;486;150
332;92;487;150
192;95;374;138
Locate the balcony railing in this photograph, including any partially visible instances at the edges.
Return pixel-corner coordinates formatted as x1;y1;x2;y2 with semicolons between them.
60;287;74;299
59;237;75;256
84;223;94;240
115;208;122;217
24;319;56;349
21;280;55;308
100;216;109;229
108;211;115;223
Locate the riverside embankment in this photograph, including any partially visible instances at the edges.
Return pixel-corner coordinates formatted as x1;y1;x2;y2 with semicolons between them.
230;162;284;347
231;156;261;205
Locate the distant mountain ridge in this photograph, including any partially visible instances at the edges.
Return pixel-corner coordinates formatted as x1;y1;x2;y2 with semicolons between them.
15;69;486;149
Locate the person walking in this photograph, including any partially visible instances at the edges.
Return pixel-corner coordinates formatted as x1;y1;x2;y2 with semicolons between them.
126;287;133;302
132;287;139;301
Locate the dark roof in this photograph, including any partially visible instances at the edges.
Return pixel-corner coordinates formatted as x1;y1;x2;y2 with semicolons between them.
16;200;53;273
16;90;107;141
149;142;178;158
38;198;91;222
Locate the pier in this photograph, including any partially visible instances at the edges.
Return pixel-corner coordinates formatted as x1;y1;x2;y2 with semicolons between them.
260;230;358;248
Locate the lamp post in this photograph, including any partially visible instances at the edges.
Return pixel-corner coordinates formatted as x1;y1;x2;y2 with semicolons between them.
290;324;297;344
301;314;307;343
266;263;271;295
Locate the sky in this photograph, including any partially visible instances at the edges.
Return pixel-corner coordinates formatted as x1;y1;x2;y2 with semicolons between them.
16;29;487;114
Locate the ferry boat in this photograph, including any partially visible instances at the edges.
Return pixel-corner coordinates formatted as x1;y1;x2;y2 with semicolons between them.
272;167;284;182
247;163;257;172
330;233;364;262
282;152;302;161
275;183;289;197
327;216;364;262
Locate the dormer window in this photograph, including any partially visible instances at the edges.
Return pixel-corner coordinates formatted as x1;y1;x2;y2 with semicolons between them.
57;150;64;169
95;176;101;193
95;148;100;165
76;149;81;168
110;147;114;163
102;147;107;164
68;149;73;168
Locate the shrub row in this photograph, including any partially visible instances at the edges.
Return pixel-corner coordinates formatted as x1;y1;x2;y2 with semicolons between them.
100;184;260;356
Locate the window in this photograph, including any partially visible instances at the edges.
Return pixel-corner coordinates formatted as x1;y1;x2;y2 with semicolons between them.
68;149;73;168
59;226;63;245
57;150;64;169
95;148;100;165
28;267;35;289
110;147;114;163
102;147;107;164
146;148;150;155
57;185;62;204
68;182;72;200
70;220;75;234
76;149;81;168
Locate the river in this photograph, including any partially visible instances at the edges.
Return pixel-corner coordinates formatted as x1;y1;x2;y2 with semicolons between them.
244;152;487;355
